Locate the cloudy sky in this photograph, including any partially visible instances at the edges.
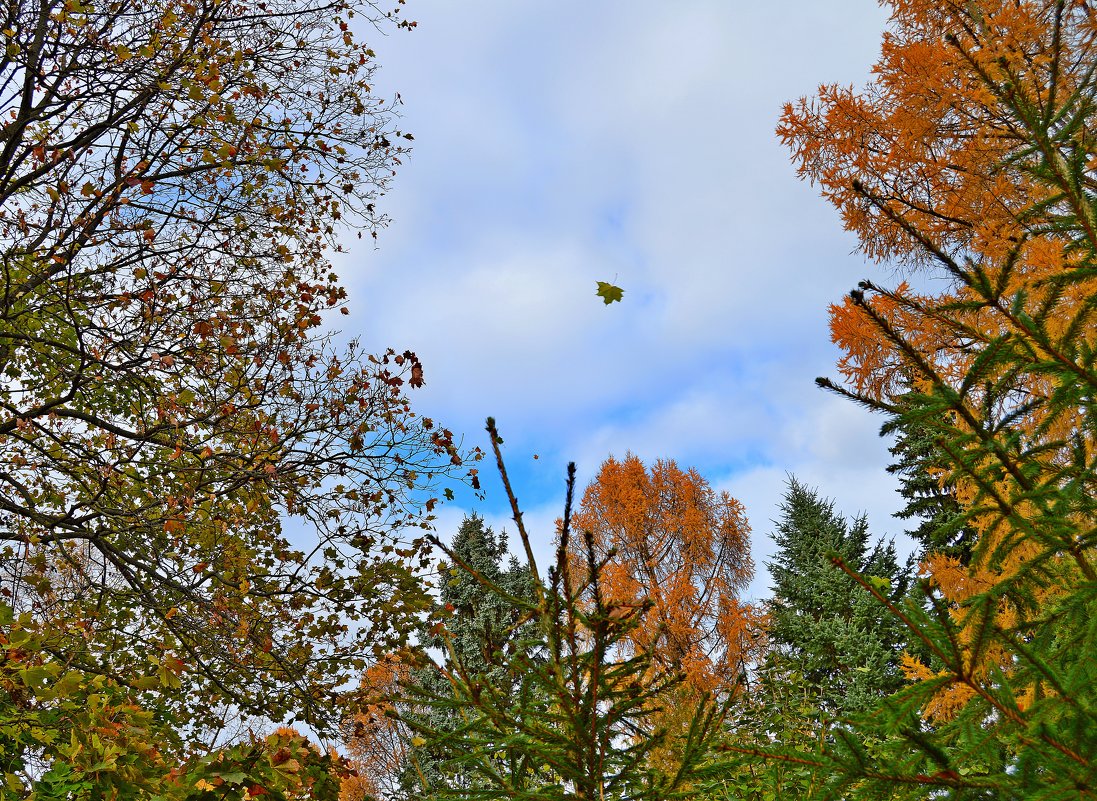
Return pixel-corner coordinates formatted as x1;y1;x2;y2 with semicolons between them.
340;1;907;600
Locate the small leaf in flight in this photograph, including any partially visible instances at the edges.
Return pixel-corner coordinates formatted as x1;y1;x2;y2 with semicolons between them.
596;281;624;305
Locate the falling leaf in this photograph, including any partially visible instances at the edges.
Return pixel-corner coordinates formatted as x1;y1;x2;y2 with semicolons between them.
595;281;624;305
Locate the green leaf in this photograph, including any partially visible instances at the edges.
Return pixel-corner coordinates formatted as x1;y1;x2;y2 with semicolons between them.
53;671;84;697
132;675;161;690
212;770;250;784
20;665;56;689
595;281;624;305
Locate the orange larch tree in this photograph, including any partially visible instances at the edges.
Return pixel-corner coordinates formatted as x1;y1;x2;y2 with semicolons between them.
780;0;1097;596
779;0;1097;406
769;1;1097;796
569;454;756;696
342;655;412;801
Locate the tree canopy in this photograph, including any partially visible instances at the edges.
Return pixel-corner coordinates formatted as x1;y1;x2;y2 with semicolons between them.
775;1;1097;796
8;0;1097;798
0;0;469;767
569;454;756;697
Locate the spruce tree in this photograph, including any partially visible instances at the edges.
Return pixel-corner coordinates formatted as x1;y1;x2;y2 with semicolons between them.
881;394;977;565
765;478;913;716
399;514;541;798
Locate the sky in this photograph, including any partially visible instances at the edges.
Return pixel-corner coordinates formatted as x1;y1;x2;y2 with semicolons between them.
338;1;908;601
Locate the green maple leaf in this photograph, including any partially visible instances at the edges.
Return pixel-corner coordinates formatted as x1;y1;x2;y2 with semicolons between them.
595;281;624;305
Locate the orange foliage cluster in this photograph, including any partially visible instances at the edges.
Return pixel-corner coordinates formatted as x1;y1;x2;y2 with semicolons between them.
783;0;1097;724
341;656;412;801
784;0;1097;411
779;0;1087;267
570;454;757;696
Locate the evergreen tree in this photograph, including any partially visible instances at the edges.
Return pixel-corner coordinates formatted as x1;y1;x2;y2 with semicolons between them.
346;514;543;800
765;478;913;716
400;514;541;797
881;394;977;565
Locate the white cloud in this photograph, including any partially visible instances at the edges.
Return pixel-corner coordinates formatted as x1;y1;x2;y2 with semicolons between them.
717;391;915;604
333;1;907;605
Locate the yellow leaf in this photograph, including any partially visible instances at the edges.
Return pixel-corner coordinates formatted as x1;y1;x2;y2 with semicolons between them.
595;281;624;305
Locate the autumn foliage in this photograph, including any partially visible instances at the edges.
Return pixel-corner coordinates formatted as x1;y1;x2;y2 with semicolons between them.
0;0;471;741
570;454;756;696
781;0;1097;621
12;0;1097;796
780;0;1075;267
781;0;1097;407
342;656;412;801
774;0;1097;795
375;429;733;801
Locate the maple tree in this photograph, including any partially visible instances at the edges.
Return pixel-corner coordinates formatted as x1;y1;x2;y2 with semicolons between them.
1;599;352;798
0;0;470;742
569;454;755;697
771;0;1097;796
